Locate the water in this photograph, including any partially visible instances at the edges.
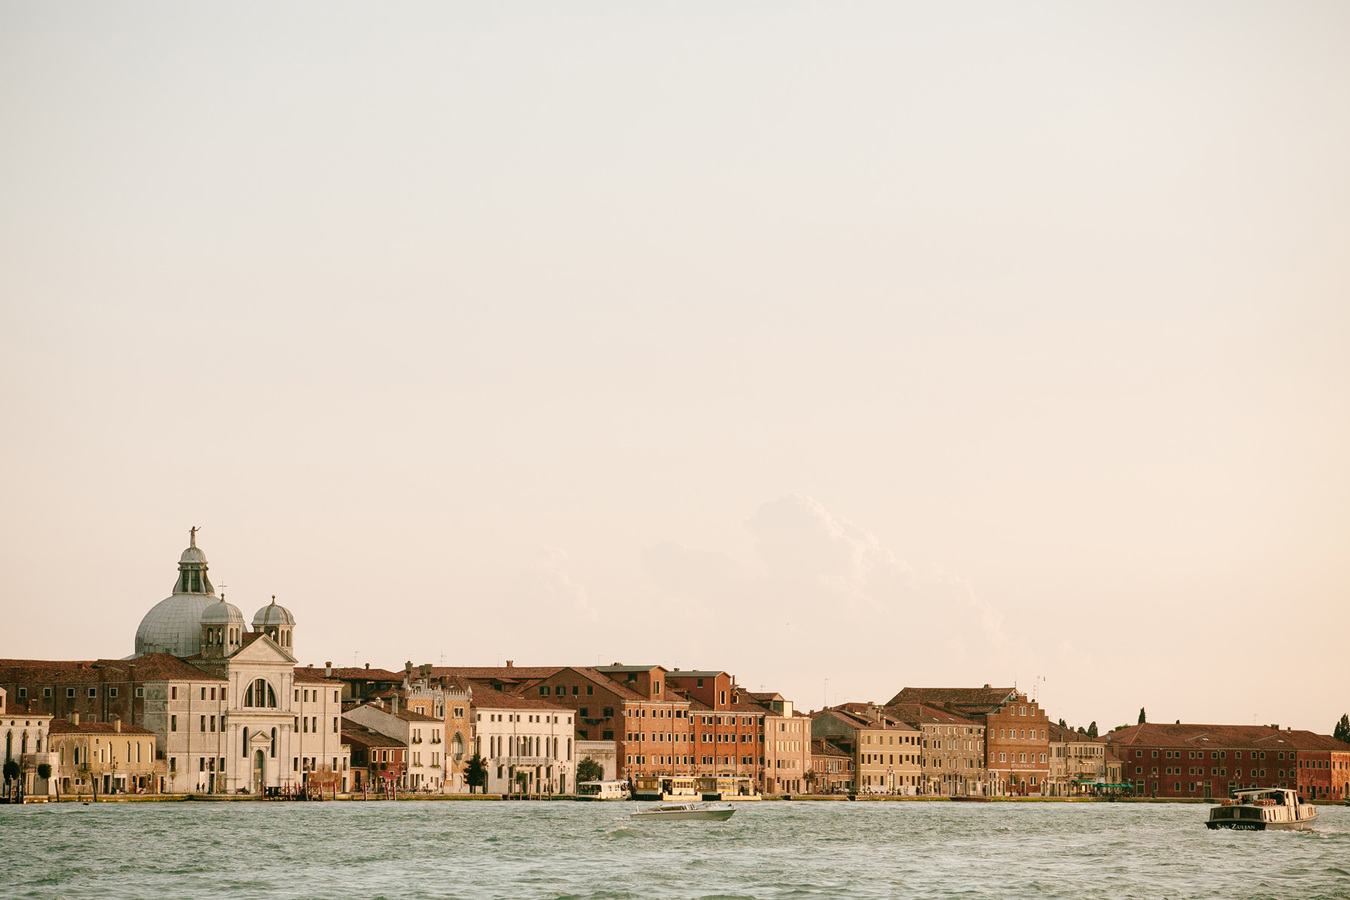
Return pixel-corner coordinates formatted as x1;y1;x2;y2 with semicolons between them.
2;801;1348;898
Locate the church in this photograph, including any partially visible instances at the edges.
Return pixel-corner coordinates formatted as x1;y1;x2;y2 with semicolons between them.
1;530;350;794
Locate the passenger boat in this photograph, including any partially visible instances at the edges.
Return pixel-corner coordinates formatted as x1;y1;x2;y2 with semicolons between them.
631;801;736;822
576;780;630;801
1206;788;1317;830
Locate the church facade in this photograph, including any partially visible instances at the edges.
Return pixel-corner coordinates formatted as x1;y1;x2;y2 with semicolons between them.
0;530;350;794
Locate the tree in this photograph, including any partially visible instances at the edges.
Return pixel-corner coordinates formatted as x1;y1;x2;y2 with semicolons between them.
38;762;55;801
464;753;487;794
1086;721;1098;739
1057;718;1067;729
576;757;603;784
513;770;530;795
804;768;817;793
1333;714;1350;744
1138;708;1147;725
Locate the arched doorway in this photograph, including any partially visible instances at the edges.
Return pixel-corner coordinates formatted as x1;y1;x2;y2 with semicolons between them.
253;749;266;793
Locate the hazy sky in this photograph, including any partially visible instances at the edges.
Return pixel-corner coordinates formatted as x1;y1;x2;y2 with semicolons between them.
3;1;1347;732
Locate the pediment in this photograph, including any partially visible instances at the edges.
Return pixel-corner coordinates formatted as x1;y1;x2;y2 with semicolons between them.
230;633;297;665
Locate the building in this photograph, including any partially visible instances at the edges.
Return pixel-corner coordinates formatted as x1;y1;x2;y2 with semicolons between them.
328;665;405;705
1;685;55;799
888;686;1050;795
2;530;350;794
48;714;163;796
810;739;854;793
344;700;445;791
397;664;474;792
469;683;575;794
752;691;812;796
466;663;695;781
1281;730;1350;801
885;701;987;796
1105;722;1350;800
342;720;406;794
812;704;922;794
666;670;765;789
1047;723;1108;795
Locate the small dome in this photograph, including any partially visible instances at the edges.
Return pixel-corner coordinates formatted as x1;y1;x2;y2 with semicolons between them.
201;596;244;626
253;596;296;628
180;545;208;564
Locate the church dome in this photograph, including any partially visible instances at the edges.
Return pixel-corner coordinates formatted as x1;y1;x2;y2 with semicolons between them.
252;596;296;628
134;527;218;658
201;596;244;626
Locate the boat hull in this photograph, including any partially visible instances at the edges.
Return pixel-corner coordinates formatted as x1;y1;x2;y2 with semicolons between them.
632;808;735;821
1206;819;1316;831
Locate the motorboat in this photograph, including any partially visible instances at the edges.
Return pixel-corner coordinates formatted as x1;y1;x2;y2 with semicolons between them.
631;801;735;822
576;780;630;801
1206;788;1317;830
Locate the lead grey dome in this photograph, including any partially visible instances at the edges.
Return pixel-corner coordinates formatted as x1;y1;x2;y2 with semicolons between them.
134;527;218;658
252;597;296;628
201;596;244;626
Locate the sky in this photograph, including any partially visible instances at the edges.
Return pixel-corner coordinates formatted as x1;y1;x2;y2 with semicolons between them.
2;1;1347;733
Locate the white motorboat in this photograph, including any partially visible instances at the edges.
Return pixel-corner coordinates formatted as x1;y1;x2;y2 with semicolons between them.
1206;788;1318;830
630;801;735;822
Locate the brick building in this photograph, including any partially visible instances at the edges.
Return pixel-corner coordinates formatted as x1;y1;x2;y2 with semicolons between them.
1105;722;1350;800
666;670;765;786
810;739;854;793
342;720;406;793
888;686;1050;795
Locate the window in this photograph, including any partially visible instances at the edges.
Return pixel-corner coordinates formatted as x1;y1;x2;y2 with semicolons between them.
88;687;97;698
134;687;144;698
171;715;177;731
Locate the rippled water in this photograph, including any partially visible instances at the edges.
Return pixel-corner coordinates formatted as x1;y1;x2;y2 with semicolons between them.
3;800;1348;898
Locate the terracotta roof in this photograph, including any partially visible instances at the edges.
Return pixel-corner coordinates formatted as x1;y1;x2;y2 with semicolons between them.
49;718;154;736
293;666;342;685
592;664;666;674
1260;730;1350;753
0;654;223;684
432;665;564;682
666;670;726;679
885;702;980;728
885;687;1018;715
1104;723;1343;750
342;721;405;749
821;705;919;733
328;667;403;682
469;682;571;713
1047;722;1101;743
812;739;852;758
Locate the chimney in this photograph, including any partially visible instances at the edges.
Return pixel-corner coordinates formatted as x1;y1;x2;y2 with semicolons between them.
405;661;413;674
364;662;370;670
325;661;332;678
114;717;122;733
391;696;399;714
506;660;513;668
72;712;80;726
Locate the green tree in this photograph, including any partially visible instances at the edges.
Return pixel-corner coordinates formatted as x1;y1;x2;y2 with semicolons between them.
576;757;603;783
1333;714;1350;744
1138;708;1147;725
464;753;487;794
1086;721;1098;738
